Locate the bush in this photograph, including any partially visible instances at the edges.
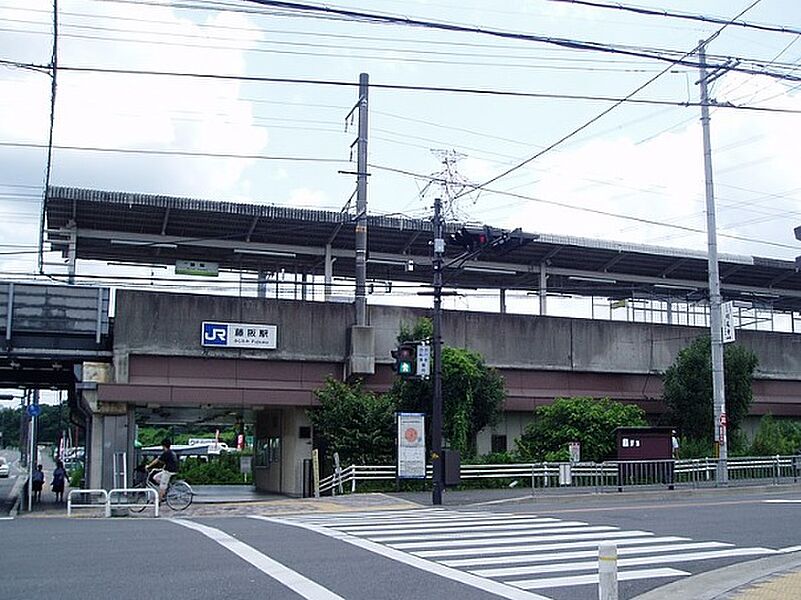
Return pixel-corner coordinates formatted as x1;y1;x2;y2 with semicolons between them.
69;464;84;488
677;437;713;459
515;397;647;463
749;416;801;456
180;454;250;485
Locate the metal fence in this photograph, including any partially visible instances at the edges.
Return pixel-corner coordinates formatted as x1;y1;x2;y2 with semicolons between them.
317;455;801;496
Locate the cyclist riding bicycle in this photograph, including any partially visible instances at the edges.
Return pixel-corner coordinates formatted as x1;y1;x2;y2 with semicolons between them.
146;438;179;501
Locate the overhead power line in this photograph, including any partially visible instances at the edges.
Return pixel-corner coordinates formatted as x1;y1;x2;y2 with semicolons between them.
368;162;801;252
0;140;348;163
461;0;765;195
548;0;801;37
232;0;801;83
2;61;798;113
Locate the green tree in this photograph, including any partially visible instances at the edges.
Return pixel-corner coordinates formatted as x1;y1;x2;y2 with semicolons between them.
662;336;758;441
392;318;505;457
0;403;70;448
515;397;647;462
308;378;397;466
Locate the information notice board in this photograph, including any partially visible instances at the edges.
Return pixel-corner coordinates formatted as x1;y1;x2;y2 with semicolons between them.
397;412;426;479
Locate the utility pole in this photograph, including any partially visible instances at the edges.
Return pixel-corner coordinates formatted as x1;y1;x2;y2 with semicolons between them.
698;41;728;485
431;197;444;505
354;72;369;326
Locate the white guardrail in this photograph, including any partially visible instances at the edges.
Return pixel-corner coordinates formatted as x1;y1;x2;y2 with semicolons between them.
316;455;801;496
67;488;159;517
67;489;109;516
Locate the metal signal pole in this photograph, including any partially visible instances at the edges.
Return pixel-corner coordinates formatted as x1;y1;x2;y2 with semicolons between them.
431;197;444;505
699;41;728;485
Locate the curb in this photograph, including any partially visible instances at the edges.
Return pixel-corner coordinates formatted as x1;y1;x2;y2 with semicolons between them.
632;551;801;600
8;475;28;518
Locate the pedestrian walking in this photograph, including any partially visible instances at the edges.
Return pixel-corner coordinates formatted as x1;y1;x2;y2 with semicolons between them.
32;465;44;502
52;460;67;503
672;430;680;459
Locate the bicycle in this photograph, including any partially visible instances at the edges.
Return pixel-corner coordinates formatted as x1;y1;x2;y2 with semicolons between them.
130;467;194;512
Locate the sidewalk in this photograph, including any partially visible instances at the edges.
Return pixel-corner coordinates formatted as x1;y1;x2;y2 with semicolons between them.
634;552;801;600
15;446;70;515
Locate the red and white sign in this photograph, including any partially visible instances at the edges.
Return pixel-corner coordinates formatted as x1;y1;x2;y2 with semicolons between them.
397;412;426;479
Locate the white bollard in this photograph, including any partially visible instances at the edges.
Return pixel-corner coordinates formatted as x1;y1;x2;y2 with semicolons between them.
598;542;618;600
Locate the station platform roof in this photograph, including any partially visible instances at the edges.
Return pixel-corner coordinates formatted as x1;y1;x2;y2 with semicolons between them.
45;186;801;311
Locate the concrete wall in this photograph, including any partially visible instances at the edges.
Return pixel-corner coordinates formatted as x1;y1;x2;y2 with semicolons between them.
114;290;801;382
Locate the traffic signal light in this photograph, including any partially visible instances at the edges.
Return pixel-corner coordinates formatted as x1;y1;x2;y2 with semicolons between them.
451;226;537;254
451;226;490;252
391;343;416;377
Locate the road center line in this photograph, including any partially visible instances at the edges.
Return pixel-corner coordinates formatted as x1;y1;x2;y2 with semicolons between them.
170;519;345;600
255;515;553;600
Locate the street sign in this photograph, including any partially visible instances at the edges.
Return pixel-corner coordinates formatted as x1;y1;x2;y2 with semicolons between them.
176;260;219;277
569;441;581;464
416;343;431;378
26;404;41;418
721;301;735;343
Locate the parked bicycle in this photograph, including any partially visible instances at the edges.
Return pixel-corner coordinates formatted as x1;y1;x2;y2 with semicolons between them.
130;466;193;512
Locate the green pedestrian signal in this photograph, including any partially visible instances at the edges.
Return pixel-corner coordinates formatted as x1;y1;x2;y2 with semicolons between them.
391;343;416;378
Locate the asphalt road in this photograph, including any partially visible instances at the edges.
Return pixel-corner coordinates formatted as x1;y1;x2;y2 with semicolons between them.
1;487;799;600
0;449;22;514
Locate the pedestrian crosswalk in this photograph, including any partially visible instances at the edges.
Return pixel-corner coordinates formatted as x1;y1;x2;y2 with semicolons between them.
266;507;777;598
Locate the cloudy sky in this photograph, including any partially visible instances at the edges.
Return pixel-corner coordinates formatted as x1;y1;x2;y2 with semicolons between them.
1;0;800;288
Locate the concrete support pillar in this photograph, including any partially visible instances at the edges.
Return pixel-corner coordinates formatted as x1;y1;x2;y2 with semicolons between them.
666;301;673;325
257;270;268;299
301;272;309;301
499;288;506;314
88;412;104;489
324;244;334;301
539;263;547;316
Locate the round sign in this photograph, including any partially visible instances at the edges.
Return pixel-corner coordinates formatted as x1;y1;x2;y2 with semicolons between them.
26;404;42;418
404;427;419;444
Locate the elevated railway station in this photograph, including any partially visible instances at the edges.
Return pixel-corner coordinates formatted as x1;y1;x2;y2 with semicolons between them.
7;185;796;495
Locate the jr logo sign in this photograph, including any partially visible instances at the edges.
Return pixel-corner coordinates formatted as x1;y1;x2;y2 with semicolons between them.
201;321;277;349
202;322;229;346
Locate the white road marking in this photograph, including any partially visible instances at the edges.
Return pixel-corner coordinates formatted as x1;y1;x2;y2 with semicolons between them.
470;547;777;578
320;512;545;529
280;508;772;594
413;534;675;559
780;545;801;553
0;516;14;521
510;567;689;590
170;519;345;600
254;515;553;600
368;523;602;543
339;516;563;534
388;527;628;550
441;541;733;568
763;499;801;504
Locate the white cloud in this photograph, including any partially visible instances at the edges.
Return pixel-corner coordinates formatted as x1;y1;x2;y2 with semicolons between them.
287;187;330;208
